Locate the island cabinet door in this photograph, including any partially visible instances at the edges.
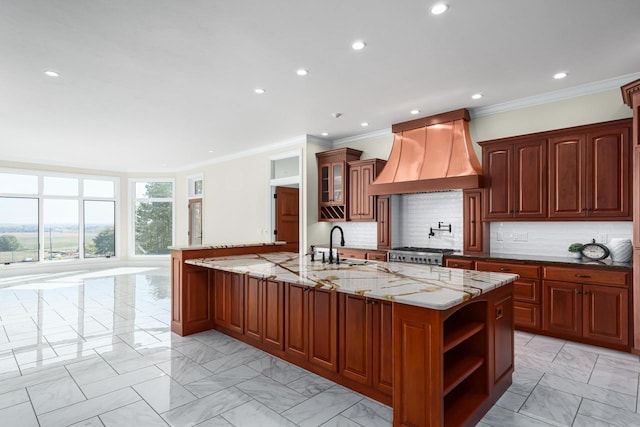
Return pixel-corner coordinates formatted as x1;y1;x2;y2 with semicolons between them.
183;266;214;335
227;273;245;334
309;288;338;372
262;279;285;351
339;294;372;385
213;270;229;328
372;300;393;395
493;294;514;385
244;276;262;343
542;280;581;337
285;283;309;360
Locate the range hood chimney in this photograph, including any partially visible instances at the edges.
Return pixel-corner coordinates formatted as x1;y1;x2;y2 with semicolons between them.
369;108;482;195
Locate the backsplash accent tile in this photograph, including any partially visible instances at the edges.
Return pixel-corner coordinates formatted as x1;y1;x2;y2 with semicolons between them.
490;221;633;257
336;222;378;249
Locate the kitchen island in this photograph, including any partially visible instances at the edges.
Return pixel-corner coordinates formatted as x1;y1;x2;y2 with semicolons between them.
178;251;517;426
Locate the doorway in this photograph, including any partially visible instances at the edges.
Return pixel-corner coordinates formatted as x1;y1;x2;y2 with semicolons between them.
188;198;203;246
275;186;299;251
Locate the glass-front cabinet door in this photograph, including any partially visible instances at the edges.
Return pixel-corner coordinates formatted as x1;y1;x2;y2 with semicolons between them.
332;163;343;203
320;164;330;203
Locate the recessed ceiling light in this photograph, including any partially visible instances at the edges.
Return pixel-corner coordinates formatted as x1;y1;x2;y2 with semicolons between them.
361;122;369;127
554;72;568;80
352;40;366;50
430;3;448;15
471;93;483;100
321;132;329;136
254;88;266;94
44;70;59;77
296;69;308;76
208;150;214;153
410;109;420;115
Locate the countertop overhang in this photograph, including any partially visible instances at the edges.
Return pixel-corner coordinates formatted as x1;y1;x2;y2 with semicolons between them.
186;252;518;310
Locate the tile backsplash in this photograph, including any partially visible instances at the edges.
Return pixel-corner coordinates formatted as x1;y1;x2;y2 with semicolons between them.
334;221;378;249
490;221;633;257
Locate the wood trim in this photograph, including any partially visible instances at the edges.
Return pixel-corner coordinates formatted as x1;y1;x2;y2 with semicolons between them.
369;175;482;195
621;78;640;107
391;108;470;133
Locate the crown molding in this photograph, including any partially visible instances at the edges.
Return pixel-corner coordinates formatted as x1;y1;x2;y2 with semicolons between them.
470;72;640;118
332;128;392;147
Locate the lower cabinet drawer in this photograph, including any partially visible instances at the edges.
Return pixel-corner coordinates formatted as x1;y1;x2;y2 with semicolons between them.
514;302;541;330
445;258;474;269
475;260;540;279
543;266;629;287
366;252;388;262
339;250;367;260
514;279;541;303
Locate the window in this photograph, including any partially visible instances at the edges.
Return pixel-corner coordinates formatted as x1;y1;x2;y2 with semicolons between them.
187;174;203;198
132;180;174;255
0;170;118;264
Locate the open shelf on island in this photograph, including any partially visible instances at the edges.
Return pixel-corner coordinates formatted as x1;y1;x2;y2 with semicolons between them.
443;354;485;395
443;321;485;353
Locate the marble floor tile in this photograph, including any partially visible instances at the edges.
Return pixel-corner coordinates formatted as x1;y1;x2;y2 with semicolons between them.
281;385;364;427
340;397;393;427
320;415;362;427
68;417;105;427
20;350;99;372
184;365;260;398
0;401;39;427
66;356;119;385
116;330;161;348
551;345;598;373
540;373;636;411
94;341;142;365
0;353;19;375
578;398;640;426
108;348;181;374
496;390;528;412
157;355;213;385
572;413;617;426
133;374;197;413
213;338;255;355
480;405;555;426
235;374;308;413
508;365;545;397
0;365;69;394
564;340;640;363
517;353;591;383
589;360;639;396
520;384;581;426
174;341;224;365
524;335;566;355
202;347;266;374
53;335;124;356
37;387;141;427
0;387;30;411
285;373;336;398
221;400;298;426
247;355;309;385
99;400;168;427
80;365;165;398
195;416;233;426
28;375;86;415
162;386;252;427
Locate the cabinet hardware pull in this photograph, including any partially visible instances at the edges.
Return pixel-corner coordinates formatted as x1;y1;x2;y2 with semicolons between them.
371;301;378;305
499;267;512;272
575;274;591;278
575;289;581;294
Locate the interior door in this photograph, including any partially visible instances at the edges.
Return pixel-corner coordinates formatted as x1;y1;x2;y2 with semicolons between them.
275;186;299;250
188;198;202;246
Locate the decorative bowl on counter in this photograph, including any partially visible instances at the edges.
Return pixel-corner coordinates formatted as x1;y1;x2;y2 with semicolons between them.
608;238;632;263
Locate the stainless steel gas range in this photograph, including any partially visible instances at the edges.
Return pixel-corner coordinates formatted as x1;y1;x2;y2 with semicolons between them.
388;247;455;266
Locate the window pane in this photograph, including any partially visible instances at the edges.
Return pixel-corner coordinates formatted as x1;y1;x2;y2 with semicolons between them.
84;179;114;198
273;157;299;179
135;201;172;255
44;177;78;196
44;199;79;260
0;173;38;194
0;197;39;263
84;201;115;258
136;181;172;198
194;180;203;195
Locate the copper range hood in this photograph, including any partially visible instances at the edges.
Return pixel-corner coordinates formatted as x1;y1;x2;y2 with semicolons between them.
369;108;482;195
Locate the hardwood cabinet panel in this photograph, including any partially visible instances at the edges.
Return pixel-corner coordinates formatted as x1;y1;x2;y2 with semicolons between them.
513;140;547;217
348;159;386;221
494;295;514;384
445;257;474;270
582;284;629;346
514;302;541;330
316;148;362;221
543;266;628;288
339;294;372;385
587;126;631;218
372;300;393;395
309;288;338;372
285;283;309;360
543;280;581;337
376;196;391;250
184;267;213;327
338;249;367;260
244;276;262;342
227;273;245;334
366;251;388;262
475;261;540;279
513;279;541;303
213;270;228;327
463;189;488;253
483;143;512;219
263;279;284;350
549;134;586;218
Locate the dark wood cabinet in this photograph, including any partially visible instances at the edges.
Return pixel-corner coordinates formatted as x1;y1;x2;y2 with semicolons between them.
463;189;488;254
543;266;630;348
348;159;386;221
444;257;474;270
182;266;214;333
213;270;245;334
316;148;362;221
376;195;391;250
339;294;393;397
244;276;285;351
285;283;338;372
482;139;546;220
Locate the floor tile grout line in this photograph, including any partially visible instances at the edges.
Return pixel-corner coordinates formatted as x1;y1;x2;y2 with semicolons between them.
23;386;43;427
128;385;171;426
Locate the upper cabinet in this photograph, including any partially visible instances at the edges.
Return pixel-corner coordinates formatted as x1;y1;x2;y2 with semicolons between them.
480;119;632;222
483;139;547;220
549;124;631;219
348;159;386;221
316;148;362;221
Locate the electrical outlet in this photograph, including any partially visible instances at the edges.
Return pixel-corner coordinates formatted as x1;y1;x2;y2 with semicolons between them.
513;232;528;242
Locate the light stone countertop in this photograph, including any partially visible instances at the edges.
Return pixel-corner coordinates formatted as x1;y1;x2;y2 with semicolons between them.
186;252;518;310
168;241;287;251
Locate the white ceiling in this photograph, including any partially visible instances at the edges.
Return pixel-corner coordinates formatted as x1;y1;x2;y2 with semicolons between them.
1;0;639;173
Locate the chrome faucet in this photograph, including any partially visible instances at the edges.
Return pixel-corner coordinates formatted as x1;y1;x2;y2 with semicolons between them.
328;225;345;264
